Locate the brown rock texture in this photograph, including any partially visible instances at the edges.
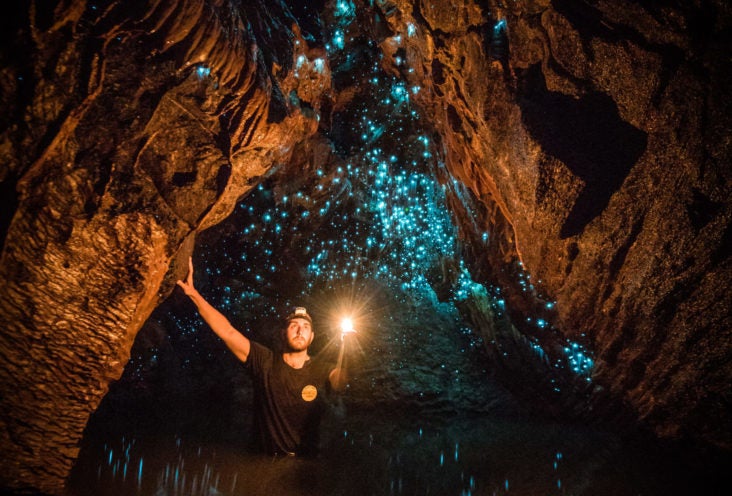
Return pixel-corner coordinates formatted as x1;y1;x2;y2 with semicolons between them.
0;0;329;493
374;0;731;447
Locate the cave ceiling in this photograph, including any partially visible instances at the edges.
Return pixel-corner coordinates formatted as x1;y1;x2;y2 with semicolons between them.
0;0;730;494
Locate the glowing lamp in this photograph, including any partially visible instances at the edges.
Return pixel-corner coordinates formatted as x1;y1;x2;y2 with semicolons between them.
340;317;356;338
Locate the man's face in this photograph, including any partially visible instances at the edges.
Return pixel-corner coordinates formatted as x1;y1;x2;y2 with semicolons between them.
285;318;314;352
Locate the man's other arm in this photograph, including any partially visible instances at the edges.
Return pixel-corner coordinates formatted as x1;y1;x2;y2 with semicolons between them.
177;257;251;363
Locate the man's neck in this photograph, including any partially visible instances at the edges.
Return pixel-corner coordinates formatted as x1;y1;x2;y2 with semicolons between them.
282;350;310;369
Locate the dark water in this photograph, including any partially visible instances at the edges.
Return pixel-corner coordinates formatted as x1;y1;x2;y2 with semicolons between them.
68;413;723;496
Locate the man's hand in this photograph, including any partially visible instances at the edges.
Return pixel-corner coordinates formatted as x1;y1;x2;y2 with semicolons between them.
176;256;198;297
174;255;251;362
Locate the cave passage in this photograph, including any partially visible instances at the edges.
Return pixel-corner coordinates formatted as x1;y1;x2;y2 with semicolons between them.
65;1;727;495
86;0;597;439
78;0;598;488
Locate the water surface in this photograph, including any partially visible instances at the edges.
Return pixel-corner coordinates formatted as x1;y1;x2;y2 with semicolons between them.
69;412;716;496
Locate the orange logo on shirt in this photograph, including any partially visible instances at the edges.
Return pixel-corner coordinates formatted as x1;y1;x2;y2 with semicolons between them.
301;385;317;401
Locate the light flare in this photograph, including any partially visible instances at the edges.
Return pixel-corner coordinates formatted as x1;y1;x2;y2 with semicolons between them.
340;317;356;339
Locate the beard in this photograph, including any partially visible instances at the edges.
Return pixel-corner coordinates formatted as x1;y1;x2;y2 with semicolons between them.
286;336;309;352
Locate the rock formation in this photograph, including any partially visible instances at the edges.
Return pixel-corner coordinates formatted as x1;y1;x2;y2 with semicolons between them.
0;0;330;492
380;0;732;449
0;0;729;493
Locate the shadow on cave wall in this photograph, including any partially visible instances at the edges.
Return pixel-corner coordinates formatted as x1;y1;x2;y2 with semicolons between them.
518;64;648;238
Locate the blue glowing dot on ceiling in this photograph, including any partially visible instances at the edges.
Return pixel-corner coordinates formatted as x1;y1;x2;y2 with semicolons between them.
332;31;345;50
335;0;355;18
196;65;211;79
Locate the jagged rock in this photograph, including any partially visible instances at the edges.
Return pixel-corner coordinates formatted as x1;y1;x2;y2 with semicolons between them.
375;0;731;448
0;1;329;493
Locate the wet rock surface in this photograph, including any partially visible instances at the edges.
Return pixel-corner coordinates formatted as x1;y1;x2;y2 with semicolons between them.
0;0;328;493
371;0;731;447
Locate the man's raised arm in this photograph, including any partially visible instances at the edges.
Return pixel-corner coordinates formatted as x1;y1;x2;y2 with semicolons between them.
328;332;356;392
176;257;251;363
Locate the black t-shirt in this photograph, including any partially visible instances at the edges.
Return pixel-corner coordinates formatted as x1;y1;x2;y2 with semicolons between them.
246;341;333;456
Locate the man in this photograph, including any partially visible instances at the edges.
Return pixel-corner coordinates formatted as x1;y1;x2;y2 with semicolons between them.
177;257;347;456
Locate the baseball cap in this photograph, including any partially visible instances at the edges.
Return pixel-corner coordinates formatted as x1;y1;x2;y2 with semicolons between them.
286;306;312;324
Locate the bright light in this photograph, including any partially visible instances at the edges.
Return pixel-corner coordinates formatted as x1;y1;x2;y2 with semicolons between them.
340;317;355;335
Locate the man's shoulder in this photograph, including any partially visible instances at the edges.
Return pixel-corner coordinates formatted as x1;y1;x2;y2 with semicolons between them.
247;340;274;369
249;340;272;354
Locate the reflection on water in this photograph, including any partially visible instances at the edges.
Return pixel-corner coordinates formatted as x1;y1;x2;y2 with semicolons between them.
69;414;703;496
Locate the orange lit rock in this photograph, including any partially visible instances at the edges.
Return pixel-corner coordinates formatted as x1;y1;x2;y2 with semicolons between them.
375;0;731;450
0;1;329;493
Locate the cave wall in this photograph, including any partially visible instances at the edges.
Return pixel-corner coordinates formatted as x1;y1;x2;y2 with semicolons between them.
1;0;730;493
371;0;731;447
0;0;329;493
